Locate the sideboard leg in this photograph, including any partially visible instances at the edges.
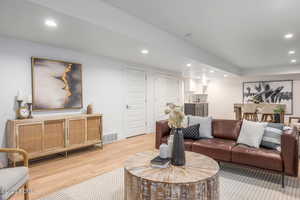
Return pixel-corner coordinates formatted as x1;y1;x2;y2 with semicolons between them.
65;151;68;158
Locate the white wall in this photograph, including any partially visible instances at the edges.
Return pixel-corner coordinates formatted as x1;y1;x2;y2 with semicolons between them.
207;75;300;120
207;79;242;119
0;36;181;166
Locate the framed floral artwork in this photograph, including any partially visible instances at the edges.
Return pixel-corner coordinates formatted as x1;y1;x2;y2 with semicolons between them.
243;80;293;114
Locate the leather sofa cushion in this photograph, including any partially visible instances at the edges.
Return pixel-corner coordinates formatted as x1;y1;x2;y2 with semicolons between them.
232;144;283;172
161;136;194;151
192;138;236;161
212;119;242;140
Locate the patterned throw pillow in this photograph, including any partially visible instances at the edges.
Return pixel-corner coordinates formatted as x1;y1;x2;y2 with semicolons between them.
182;124;200;139
261;123;284;151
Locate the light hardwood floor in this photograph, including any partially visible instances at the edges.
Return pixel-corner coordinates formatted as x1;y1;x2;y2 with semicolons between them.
12;133;300;200
12;133;155;200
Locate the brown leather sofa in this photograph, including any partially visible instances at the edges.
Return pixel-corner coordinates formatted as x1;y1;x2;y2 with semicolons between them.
156;119;299;187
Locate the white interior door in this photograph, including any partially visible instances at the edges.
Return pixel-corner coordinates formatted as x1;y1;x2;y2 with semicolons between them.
155;76;180;121
125;69;147;137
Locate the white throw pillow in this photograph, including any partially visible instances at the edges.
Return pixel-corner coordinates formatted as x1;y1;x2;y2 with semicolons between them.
182;116;188;128
188;116;213;139
237;120;267;148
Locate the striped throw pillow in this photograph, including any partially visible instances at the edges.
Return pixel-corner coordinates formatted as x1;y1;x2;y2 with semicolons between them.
261;123;284;151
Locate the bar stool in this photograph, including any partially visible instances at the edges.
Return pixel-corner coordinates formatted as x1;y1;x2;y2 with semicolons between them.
261;104;276;122
242;104;258;121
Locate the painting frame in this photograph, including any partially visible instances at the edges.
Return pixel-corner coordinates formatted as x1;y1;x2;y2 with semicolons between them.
31;57;83;111
242;80;293;115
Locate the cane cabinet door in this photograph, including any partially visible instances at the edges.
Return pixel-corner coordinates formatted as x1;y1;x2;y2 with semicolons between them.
44;119;65;151
87;116;101;142
67;118;86;146
17;122;43;155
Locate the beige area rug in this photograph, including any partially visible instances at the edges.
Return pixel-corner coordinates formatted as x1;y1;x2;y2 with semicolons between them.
40;163;300;200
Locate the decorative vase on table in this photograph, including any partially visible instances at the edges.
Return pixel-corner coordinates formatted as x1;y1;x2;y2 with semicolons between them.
164;103;186;166
171;128;186;166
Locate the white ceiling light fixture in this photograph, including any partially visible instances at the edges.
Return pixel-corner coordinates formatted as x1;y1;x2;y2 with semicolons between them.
186;63;192;67
284;33;294;39
288;50;295;55
223;74;228;77
45;19;57;27
291;59;297;63
141;49;149;54
209;70;215;73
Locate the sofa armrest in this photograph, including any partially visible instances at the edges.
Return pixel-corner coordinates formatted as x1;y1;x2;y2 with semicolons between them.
155;120;171;149
281;127;299;177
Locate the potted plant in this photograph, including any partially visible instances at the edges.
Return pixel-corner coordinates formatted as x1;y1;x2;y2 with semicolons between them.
164;103;186;166
273;105;285;123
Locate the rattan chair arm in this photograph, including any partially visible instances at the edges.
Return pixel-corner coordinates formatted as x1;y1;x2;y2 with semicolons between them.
0;148;29;167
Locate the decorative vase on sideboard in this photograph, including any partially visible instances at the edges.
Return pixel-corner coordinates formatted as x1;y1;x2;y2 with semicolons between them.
171;128;186;166
87;104;93;114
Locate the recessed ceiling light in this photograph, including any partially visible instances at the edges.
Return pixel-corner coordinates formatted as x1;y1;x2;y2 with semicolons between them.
223;74;228;77
288;50;295;55
284;33;294;39
141;49;149;54
291;59;297;63
186;63;192;67
45;19;57;27
210;70;215;73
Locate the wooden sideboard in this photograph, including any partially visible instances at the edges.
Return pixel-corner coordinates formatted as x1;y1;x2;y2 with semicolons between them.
7;114;102;163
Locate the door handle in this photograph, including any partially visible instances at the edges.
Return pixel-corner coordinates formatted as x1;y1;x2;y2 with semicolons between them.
126;105;130;109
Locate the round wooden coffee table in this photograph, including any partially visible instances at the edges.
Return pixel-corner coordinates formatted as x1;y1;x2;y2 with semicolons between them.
124;151;220;200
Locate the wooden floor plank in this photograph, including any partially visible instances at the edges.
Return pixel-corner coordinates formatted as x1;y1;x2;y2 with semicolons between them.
12;133;155;200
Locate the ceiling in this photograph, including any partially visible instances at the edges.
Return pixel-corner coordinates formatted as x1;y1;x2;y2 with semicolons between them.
0;0;240;78
0;0;185;73
0;0;299;78
104;0;300;69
